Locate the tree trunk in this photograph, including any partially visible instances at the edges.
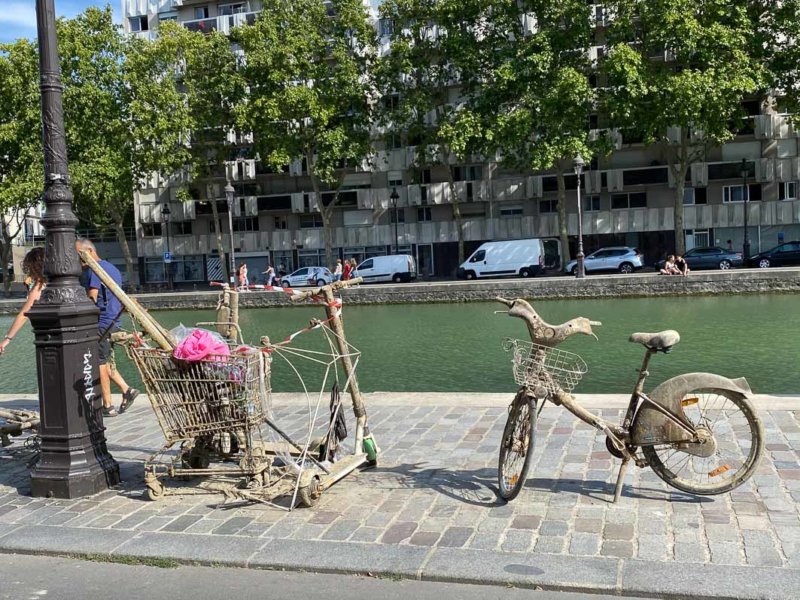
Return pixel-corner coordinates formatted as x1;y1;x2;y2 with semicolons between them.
672;133;691;256
307;155;338;271
211;199;229;283
112;213;136;288
556;168;572;265
0;241;12;298
447;167;466;264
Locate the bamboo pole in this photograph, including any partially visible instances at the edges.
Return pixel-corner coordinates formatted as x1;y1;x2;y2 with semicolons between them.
78;250;175;350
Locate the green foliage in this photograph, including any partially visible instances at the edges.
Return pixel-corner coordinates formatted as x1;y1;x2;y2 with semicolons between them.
0;39;42;215
235;0;375;186
602;0;767;145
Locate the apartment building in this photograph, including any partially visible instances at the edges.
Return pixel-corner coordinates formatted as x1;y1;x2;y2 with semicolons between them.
123;0;800;285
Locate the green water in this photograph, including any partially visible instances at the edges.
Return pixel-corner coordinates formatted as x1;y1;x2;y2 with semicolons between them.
0;294;798;395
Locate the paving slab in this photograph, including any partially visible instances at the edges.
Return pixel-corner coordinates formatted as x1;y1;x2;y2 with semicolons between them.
113;531;267;567
249;538;430;577
0;524;135;555
421;547;619;592
621;559;800;600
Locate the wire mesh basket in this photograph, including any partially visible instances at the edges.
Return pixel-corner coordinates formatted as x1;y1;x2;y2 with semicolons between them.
503;338;588;395
128;347;270;443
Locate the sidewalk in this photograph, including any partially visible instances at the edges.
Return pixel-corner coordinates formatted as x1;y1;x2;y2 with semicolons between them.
1;393;798;598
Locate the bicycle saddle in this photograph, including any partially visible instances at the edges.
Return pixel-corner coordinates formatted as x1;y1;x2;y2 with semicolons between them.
629;330;680;352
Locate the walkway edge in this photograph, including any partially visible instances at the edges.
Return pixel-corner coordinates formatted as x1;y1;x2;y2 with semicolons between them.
0;528;797;599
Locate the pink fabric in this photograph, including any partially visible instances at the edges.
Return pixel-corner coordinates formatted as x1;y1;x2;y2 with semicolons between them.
173;329;230;361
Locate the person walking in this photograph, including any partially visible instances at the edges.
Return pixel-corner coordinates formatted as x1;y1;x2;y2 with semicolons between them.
333;258;343;282
342;257;353;281
0;248;45;357
263;265;276;286
76;239;139;417
238;263;250;290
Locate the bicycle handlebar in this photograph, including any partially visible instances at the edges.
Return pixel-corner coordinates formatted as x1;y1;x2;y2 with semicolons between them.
495;296;601;347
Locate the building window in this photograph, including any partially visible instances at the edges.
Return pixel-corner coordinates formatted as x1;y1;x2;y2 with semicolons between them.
298;250;326;267
722;184;762;203
142;223;162;237
144;258;165;283
274;216;289;230
539;199;557;214
129;15;148;32
611;192;647;209
421;169;432;184
417;207;432;222
453;165;482;181
583;195;601;212
299;214;323;228
779;181;798;201
219;3;246;16
233;217;259;232
172;222;192;236
500;205;523;217
160;15;177;23
388;177;403;188
194;6;210;19
174;256;205;282
379;18;394;37
390;208;405;223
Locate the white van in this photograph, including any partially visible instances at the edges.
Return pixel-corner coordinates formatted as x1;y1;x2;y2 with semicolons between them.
354;255;417;283
457;239;548;280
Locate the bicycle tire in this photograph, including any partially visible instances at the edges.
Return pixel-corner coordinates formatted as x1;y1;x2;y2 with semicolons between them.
642;388;763;495
497;391;537;501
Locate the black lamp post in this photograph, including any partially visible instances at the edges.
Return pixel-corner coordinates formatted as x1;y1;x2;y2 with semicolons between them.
573;153;586;279
161;203;172;289
225;182;236;288
740;158;751;260
390;187;400;253
27;0;119;498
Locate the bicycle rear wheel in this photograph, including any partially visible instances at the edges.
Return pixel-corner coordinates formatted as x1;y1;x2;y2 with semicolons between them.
642;388;763;495
497;391;537;501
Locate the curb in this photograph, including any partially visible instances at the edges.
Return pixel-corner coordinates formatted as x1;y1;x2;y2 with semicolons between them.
0;527;797;599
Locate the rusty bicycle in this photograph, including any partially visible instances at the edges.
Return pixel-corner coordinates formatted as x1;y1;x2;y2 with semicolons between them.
495;297;764;502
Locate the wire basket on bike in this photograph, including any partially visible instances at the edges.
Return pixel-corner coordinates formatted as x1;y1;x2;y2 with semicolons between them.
503;338;588;395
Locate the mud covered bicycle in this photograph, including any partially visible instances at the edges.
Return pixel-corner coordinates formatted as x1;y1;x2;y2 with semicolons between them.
495;297;764;502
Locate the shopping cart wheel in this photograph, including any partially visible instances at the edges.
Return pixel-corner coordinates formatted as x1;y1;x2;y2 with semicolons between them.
298;476;322;508
145;480;166;501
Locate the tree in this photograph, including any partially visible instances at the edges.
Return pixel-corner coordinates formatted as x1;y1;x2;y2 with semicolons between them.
0;39;42;296
57;7;192;284
154;22;245;283
602;0;767;255
473;0;597;265
377;0;488;265
235;0;376;270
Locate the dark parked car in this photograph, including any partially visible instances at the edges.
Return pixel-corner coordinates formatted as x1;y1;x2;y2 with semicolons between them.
656;247;743;271
748;241;800;268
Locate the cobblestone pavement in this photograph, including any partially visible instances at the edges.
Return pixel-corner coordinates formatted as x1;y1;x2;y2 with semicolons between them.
1;394;799;598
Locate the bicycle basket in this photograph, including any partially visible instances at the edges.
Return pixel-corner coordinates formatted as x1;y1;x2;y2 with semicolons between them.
503;339;587;394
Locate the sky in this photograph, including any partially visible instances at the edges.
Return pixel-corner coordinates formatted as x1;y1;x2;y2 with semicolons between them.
0;1;121;44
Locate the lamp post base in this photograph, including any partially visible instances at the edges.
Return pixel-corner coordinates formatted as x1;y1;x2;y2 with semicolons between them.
576;252;586;279
742;242;751;261
28;296;120;499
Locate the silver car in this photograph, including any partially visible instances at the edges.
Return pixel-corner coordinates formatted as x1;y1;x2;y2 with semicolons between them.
564;246;644;275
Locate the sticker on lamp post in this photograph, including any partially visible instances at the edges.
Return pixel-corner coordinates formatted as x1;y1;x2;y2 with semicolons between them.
163;252;172;264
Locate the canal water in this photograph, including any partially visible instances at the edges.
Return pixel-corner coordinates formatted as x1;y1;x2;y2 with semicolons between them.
0;294;797;395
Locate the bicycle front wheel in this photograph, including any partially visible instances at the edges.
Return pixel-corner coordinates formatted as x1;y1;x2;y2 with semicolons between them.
497;391;537;501
642;388;763;495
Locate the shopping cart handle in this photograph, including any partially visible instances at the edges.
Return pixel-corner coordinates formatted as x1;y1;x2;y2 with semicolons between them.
290;277;363;302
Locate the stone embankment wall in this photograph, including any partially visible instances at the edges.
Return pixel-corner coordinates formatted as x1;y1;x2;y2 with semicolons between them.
0;269;798;314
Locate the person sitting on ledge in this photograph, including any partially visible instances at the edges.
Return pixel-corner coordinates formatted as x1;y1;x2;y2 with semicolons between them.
660;255;679;275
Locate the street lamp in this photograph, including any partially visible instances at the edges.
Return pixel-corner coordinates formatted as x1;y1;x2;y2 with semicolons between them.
740;158;751;260
573;153;586;279
161;203;172;290
390;187;400;253
27;0;118;497
225;181;236;288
